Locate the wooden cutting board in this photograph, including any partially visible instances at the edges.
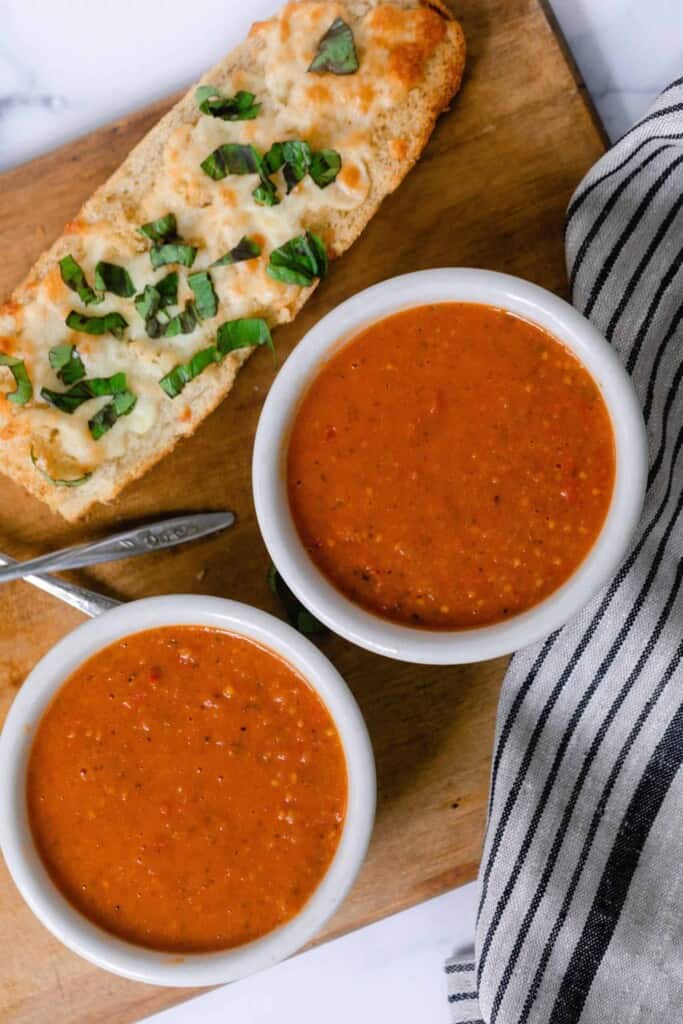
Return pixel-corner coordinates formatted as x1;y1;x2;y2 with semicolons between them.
0;1;605;1020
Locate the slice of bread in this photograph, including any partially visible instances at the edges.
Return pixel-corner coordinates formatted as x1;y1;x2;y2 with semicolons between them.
0;0;465;520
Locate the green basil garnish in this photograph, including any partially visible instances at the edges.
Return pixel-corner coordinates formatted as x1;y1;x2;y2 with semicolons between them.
30;446;91;487
89;389;137;440
162;302;199;337
134;284;164;337
139;215;196;269
309;148;342;188
155;271;179;307
150;243;197;270
139;214;178;244
261;140;341;197
134;272;178;337
159;317;273;398
195;86;261;121
216;317;274;358
48;344;86;385
41;372;128;414
200;143;262;181
262;142;285;176
159;346;220;398
212;236;262;267
281;140;312;193
59;255;103;306
199;142;281;206
66;310;128;339
267;564;326;635
0;352;32;405
267;232;328;287
308;17;358;75
93;261;135;298
134;284;161;321
252;177;280;207
188;271;218;320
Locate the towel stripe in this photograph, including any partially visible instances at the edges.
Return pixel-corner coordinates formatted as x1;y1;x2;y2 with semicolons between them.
518;638;683;1023
566;134;683;226
548;698;683;1023
604;195;683;341
582;154;683;319
451;82;683;1024
568;147;669;293
478;485;683;979
489;553;683;1021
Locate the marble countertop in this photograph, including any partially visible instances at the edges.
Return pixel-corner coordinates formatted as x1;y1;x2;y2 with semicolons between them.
1;2;681;1022
1;0;681;173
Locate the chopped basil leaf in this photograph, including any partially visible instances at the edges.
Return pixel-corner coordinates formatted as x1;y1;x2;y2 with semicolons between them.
281;140;312;193
66;310;128;339
212;236;262;267
309;148;342;188
30;446;92;487
156;271;179;307
266;232;328;287
159;345;219;398
188;270;218;320
262;142;285;176
216;317;274;358
150;242;197;270
59;255;102;306
159;317;274;398
0;352;32;405
48;344;86;385
260;140;341;197
162;301;199;337
200;143;262;181
139;213;178;244
89;389;137;440
308;17;358;75
93;261;135;298
139;216;195;270
252;177;280;207
195;86;261;121
134;272;179;337
134;284;161;322
267;564;326;635
41;372;128;414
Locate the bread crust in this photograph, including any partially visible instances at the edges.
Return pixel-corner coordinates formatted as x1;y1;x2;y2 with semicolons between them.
0;0;465;521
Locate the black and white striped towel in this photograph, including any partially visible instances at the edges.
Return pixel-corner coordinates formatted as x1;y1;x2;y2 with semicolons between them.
446;79;683;1023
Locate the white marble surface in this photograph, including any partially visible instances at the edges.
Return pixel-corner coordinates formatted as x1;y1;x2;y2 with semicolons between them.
1;2;681;1022
1;0;682;174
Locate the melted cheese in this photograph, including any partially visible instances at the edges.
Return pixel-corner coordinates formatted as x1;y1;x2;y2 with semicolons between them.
5;0;445;483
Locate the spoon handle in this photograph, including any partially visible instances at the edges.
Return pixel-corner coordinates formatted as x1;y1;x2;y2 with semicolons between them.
0;511;235;585
0;551;119;618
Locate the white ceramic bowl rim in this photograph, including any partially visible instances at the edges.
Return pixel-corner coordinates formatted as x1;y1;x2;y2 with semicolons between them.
0;595;376;987
252;268;648;664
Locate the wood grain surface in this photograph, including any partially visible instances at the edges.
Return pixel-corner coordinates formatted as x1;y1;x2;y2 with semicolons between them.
0;1;604;1020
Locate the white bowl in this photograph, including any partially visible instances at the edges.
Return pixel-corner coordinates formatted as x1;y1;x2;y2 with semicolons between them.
0;595;376;986
253;268;648;664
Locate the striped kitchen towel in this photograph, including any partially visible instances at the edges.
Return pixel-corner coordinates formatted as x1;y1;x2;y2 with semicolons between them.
446;78;683;1023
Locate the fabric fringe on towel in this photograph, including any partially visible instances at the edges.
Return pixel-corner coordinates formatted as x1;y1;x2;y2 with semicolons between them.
446;78;683;1024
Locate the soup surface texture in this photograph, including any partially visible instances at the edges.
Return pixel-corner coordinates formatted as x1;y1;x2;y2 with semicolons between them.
27;626;347;952
287;302;615;629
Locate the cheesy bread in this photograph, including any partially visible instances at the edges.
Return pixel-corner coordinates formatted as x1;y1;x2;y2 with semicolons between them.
0;0;465;520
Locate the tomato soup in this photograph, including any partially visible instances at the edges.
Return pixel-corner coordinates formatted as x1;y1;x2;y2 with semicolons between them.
287;303;615;629
27;626;347;953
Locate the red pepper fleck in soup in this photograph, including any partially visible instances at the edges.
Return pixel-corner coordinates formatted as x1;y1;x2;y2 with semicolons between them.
287;302;616;629
27;626;347;953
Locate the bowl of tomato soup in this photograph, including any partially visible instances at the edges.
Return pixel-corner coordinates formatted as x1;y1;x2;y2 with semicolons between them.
0;596;375;985
253;269;647;664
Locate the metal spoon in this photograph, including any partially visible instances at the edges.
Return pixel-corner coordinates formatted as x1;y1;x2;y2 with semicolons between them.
0;550;118;617
0;511;234;585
